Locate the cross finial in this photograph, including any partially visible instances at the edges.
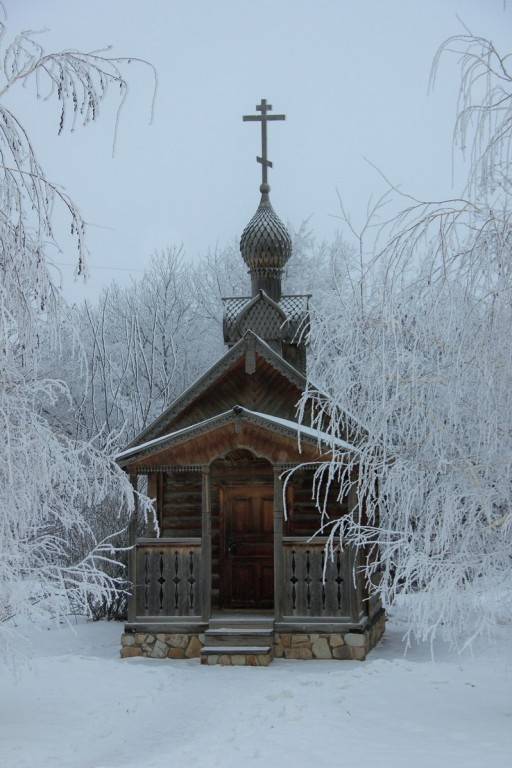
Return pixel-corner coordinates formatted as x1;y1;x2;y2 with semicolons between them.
243;99;286;189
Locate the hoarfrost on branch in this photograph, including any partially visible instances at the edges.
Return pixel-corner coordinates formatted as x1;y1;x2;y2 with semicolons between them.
0;17;155;662
301;33;512;647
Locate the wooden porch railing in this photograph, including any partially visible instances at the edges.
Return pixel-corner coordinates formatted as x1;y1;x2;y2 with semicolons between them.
132;537;353;621
134;538;202;618
282;538;352;618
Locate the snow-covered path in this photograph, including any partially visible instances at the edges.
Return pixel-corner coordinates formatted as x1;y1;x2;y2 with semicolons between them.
1;611;511;768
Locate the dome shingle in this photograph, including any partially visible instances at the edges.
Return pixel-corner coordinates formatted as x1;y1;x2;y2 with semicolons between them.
240;184;292;276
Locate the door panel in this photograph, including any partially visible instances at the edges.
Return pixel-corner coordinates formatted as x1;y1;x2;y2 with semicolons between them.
223;485;274;608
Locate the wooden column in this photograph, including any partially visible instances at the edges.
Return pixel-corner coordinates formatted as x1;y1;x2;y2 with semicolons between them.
273;466;284;621
145;473;158;537
201;466;212;621
127;472;139;623
347;481;363;622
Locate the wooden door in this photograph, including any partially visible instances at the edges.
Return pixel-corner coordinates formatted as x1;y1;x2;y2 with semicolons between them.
222;485;274;609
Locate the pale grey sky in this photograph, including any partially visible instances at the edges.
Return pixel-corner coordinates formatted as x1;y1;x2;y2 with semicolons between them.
4;0;510;302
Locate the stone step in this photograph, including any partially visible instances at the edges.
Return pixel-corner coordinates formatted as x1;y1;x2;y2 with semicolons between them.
208;615;274;630
200;645;274;666
201;645;272;655
204;627;273;647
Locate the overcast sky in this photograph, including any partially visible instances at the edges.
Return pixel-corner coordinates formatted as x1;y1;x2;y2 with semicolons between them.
4;0;510;303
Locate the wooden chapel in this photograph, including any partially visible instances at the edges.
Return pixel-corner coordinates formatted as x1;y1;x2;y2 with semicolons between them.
117;100;384;665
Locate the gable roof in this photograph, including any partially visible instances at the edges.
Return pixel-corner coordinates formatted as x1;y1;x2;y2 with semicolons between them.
116;405;356;468
123;330;307;451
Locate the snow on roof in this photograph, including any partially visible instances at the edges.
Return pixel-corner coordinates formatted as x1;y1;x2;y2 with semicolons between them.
116;412;224;461
116;406;356;462
245;409;356;453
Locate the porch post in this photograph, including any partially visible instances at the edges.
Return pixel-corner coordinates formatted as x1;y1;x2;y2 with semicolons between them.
145;473;158;537
201;466;212;621
274;466;284;621
347;481;363;622
127;472;139;622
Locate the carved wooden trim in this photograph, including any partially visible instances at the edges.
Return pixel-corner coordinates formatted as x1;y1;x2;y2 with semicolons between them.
122;411;325;467
131;465;204;473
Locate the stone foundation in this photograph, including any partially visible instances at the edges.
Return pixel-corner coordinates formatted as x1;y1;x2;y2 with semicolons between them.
120;632;204;659
274;610;386;661
120;612;386;663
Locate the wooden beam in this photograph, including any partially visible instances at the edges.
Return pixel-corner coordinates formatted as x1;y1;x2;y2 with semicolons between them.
127;472;138;623
348;482;364;622
274;467;284;621
201;466;212;621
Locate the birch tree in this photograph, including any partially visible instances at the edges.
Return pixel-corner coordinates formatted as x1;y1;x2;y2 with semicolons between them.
301;33;512;648
0;19;154;661
70;247;210;446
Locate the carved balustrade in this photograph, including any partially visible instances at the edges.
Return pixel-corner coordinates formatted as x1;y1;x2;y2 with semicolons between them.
134;538;202;618
133;537;353;621
282;539;352;618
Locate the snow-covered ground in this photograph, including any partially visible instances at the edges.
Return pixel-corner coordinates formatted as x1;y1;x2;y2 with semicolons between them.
1;608;511;768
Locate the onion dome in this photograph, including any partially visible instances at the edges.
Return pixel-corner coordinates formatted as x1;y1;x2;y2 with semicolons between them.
240;183;292;301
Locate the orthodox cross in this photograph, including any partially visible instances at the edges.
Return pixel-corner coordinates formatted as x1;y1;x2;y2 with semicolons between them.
243;99;285;186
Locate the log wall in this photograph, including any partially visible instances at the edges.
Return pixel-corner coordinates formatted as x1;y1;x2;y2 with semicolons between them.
161;472;202;537
284;469;348;538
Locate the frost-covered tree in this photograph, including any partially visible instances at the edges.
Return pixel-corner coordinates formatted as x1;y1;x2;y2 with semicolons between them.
68;247;211;446
0;18;154;660
301;33;512;648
